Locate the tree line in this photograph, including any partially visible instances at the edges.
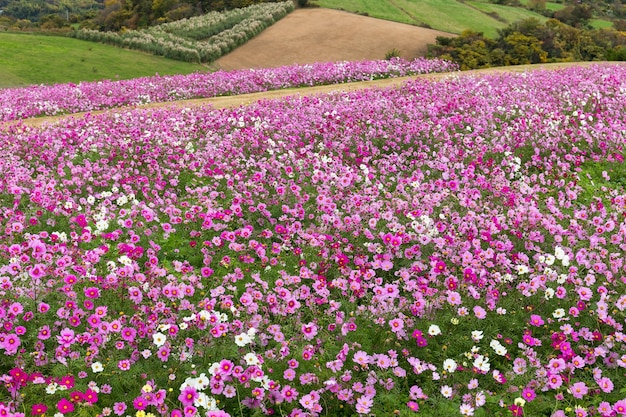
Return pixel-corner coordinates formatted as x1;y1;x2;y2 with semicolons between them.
0;0;287;30
428;18;626;69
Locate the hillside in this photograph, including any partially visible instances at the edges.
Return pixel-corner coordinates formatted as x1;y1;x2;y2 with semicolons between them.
214;8;455;70
0;32;205;88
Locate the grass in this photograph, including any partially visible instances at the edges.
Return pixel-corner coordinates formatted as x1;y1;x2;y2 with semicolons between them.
313;0;550;37
517;0;565;12
590;18;614;29
467;1;550;25
0;32;206;88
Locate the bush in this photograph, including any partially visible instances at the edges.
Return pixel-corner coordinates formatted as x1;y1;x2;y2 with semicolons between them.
385;48;402;60
606;45;626;60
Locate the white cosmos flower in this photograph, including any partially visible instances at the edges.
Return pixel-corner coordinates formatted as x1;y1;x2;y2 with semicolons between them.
554;246;565;260
152;332;167;347
196;373;210;389
471;330;484;342
91;362;104;373
244;352;260;366
473;355;490;373
440;385;453;398
443;358;458;373
490;340;507;356
516;264;529;275
428;324;442;336
194;392;211;409
234;332;251;347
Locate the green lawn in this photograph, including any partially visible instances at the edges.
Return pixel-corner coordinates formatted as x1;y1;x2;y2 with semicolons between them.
467;1;550;25
314;0;549;37
590;18;614;29
544;1;566;12
0;32;206;88
517;0;565;12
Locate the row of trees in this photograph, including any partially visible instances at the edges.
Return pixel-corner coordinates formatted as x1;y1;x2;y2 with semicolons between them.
0;0;290;30
495;0;626;21
71;1;294;62
428;18;626;70
0;0;100;26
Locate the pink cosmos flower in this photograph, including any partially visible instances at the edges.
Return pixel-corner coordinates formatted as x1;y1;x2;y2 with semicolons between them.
158;346;171;362
522;387;536;401
84;286;101;299
473;305;487;319
355;395;373;414
597;377;614;393
84;389;98;404
593;402;612;417
613;399;626;415
569;381;588;399
529;314;544;326
301;322;318;340
508;404;523;416
56;398;74;414
178;386;198;406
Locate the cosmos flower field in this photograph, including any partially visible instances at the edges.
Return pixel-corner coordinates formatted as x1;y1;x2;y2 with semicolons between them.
0;58;457;122
0;62;625;417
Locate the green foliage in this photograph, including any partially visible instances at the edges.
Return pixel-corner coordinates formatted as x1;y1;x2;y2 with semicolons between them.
553;3;593;27
502;31;547;64
577;159;626;208
606;45;626;60
429;17;626;69
427;30;498;70
384;48;402;60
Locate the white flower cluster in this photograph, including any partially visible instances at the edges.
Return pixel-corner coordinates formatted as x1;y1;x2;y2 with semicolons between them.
408;214;438;237
490;339;507;356
234;327;257;347
180;374;218;411
93;206;109;233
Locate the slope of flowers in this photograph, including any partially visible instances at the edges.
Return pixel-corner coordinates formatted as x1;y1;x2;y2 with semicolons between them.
0;57;457;122
0;64;625;417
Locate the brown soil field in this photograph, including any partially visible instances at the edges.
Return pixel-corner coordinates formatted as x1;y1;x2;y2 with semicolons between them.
214;8;455;70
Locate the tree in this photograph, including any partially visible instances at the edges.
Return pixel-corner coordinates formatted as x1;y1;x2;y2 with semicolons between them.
528;0;546;12
554;4;593;27
428;30;497;69
502;32;548;65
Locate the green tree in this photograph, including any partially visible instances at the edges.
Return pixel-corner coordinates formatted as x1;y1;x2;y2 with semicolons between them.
428;30;497;69
554;4;593;27
502;32;548;64
528;0;546;12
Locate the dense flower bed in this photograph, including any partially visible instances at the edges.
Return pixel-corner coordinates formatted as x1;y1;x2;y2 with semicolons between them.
0;57;458;122
0;63;625;417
